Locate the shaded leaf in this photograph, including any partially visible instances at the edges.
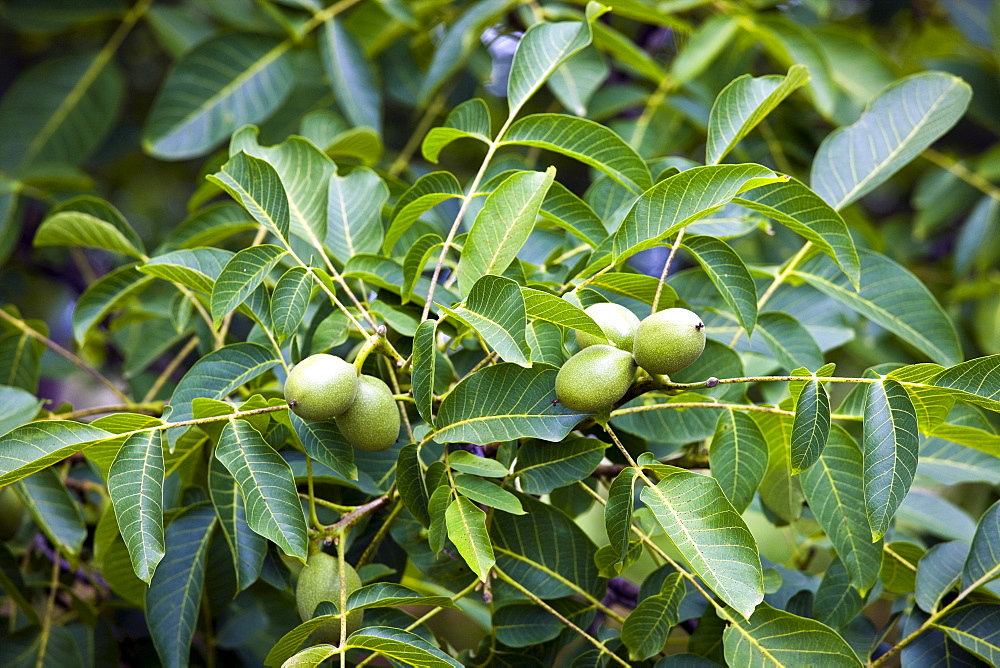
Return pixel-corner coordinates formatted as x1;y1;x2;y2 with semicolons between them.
515;436;605;495
208;456;266;592
435;363;584;443
144;35;293;160
790;378;830;473
710;410;768;514
215;419;308;559
863;379;919;541
146;505;217;668
683;235;757;335
723;603;862;667
15;468;87;557
962;499;1000;591
325;167;387;263
107;431;165;583
640;466;763;619
811;72;971;210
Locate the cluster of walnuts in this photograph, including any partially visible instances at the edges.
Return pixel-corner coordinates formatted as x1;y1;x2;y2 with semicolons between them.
555;304;706;413
284;354;400;452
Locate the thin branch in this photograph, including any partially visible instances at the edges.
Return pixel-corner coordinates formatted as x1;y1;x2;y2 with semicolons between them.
494;567;631;668
142;335;199;403
0;308;131;404
46;403;162;421
731;240;813;346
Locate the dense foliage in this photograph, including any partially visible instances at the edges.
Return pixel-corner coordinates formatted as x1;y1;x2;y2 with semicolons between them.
1;0;999;666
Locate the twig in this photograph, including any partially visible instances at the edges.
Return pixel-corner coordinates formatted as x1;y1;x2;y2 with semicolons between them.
652;227;685;312
0;308;132;404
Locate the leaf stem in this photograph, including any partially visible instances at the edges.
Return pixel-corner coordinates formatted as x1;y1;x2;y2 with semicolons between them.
420;109;520;321
45;402;162;420
652;227;685;312
0;308;132;404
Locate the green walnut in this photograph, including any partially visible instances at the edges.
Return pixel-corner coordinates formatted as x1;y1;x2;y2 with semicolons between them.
0;487;24;540
556;344;636;413
284;354;359;421
295;552;364;644
632;307;706;375
337;375;400;452
576;303;641;352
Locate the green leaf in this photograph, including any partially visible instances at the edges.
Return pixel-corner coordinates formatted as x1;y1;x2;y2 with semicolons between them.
745;312;824;372
140;247;234;295
456;168;555;295
813;557;864;630
215;419;308;559
603;466;638;563
526;320;565;366
506;2;607;116
164;342;278;449
707;65;810;165
723;603;862;667
422;99;492;163
146;505;217;668
790;378;830;474
935;605;1000;665
346;627;463;667
107;431;165;583
683;235;757;335
397;444;430;528
325;167;387;263
0;385;42;439
444;275;530;366
640;466;764;619
435;363;584;443
622;573;685;661
916;541;967;613
287;413;356;481
881;541;925;594
402;234;444;303
34;210;145;259
208;456;266;592
72;264;152;343
346;583;457;611
0;53;123;171
735;178;860;289
280;645;336;668
752;411;803;523
446;496;495;582
491;493;605;599
863;379;919;541
539;181;608;247
319;18;380;131
611;164;782;263
793;247;962;366
453;474;524;515
800;426;882;593
589;272;677;308
230;129;334;244
208;151;290;241
412;320;437;425
0;420;112;486
933;355;1000;413
493;599;594;648
0;319;45;393
811;72;972;210
427;486;450;554
161;203;257;251
515;436;605;495
15;468;87;557
522;288;603;337
271;267;312;341
343;255;457;308
449;450;509;478
143;34;294;160
501;114;650;193
386;171;462;254
962;499;1000;591
710;410;768;514
210;244;286;327
548;46;608;116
